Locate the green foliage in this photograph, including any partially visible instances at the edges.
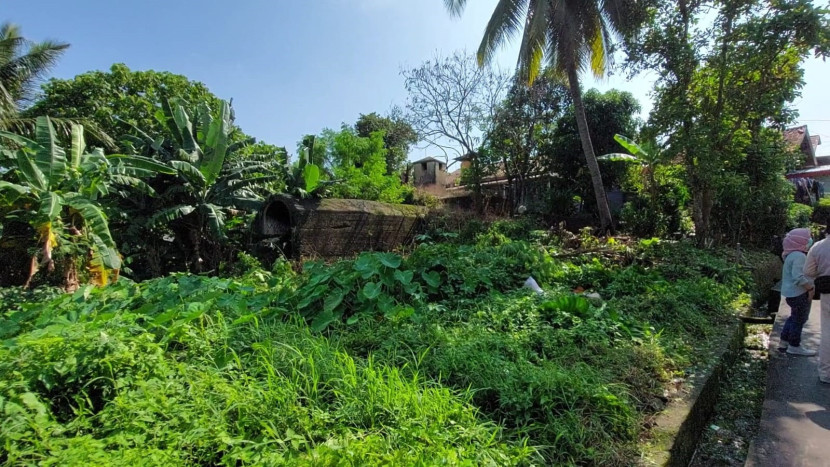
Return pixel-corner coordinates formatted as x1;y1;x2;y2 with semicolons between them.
117;99;282;275
787;203;813;230
627;0;830;245
486;75;570;212
0;235;760;465
0;117;170;285
0;275;531;465
25;64;258;150
620;164;691;237
812;197;830;226
318;126;413;203
545;89;642;201
355;111;417;175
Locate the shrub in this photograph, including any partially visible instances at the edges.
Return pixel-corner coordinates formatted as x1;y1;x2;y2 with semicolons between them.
787;202;814;230
812;197;830;226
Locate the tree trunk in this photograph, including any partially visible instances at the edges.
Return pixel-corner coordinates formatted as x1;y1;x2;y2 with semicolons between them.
566;65;613;233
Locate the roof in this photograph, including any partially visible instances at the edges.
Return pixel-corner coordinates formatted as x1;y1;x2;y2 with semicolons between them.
786;165;830;179
784;125;808;148
411;156;444;165
811;135;822;151
784;125;818;166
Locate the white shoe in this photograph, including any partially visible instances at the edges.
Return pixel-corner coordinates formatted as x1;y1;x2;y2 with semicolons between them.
820;377;830;384
787;346;817;356
778;340;789;351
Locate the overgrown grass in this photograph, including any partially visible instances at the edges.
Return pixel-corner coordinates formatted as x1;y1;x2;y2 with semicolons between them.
0;237;770;465
0;278;532;465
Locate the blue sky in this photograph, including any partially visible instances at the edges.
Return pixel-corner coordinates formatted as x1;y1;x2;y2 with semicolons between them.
8;0;830;157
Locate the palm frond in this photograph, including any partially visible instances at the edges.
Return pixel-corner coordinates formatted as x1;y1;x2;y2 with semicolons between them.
479;0;529;66
443;0;469;18
516;0;550;84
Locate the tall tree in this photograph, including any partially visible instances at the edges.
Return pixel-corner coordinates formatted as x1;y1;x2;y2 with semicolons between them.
626;0;830;245
547;89;641;201
444;0;644;232
26;64;247;148
402;52;511;209
488;74;570;211
355;109;418;175
0;23;68;116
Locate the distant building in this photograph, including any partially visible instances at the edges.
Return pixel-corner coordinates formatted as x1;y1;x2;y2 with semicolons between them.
784;125;826;203
411;157;447;186
784;125;821;167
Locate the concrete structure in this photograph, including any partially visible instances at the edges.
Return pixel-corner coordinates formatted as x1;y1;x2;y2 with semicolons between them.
746;298;830;466
411;157;448;187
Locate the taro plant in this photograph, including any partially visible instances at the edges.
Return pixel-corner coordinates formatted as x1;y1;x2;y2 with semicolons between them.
293;251;437;331
0;116;173;288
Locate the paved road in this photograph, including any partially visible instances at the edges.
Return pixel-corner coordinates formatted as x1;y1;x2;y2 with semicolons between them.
746;297;830;467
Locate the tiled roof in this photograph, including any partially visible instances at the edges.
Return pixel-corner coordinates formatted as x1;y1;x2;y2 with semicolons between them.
784;125;808;148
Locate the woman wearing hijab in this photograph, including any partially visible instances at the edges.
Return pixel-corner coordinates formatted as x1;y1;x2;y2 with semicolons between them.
778;228;817;356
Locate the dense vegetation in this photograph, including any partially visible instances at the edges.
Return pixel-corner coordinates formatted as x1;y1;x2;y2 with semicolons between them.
0;2;827;464
1;231;765;465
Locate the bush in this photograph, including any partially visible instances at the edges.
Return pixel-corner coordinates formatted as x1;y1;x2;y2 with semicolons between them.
812;197;830;226
787;203;813;230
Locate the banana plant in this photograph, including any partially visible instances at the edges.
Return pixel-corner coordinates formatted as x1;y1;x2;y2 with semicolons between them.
126;99;282;272
283;135;336;199
599;134;668;205
0;116;173;288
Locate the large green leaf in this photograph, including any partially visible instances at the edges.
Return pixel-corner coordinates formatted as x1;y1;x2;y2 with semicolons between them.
15;150;47;191
38;191;63;222
613;134;649;158
34;116;67;185
303;163;321;193
201;100;231;185
362;282;383;300
598;153;642;163
70;124;85;169
107;154;176;175
202;203;226;240
90;233;122;270
220;196;262;212
65;197;116;247
172;102;199;153
147;205;196;227
170;160;207;187
0;129;39;151
109;175;157;196
0;181;29;205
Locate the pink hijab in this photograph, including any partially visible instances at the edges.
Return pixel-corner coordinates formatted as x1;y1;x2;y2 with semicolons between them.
782;228;812;259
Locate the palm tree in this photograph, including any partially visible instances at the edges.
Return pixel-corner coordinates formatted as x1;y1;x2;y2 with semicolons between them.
0;22;69;116
444;0;641;232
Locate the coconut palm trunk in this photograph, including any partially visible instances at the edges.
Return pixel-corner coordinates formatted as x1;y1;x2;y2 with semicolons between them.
444;0;642;232
566;65;613;232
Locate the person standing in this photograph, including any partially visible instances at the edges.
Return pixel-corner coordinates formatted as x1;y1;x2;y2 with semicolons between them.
804;228;830;383
779;228;817;356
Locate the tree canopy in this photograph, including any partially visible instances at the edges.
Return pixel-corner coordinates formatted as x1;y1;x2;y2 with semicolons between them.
355;110;417;175
25;64;246;147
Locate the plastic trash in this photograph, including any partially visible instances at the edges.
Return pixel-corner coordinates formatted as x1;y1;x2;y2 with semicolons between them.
524;276;544;295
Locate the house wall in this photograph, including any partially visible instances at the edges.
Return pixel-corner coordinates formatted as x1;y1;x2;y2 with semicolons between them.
413;161;446;187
